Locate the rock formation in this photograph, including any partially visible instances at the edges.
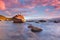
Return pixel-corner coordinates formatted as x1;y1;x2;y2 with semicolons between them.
12;14;26;23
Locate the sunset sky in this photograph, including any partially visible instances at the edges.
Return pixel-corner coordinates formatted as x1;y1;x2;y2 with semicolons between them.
0;0;60;19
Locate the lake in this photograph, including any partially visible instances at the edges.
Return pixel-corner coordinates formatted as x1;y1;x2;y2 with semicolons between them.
0;21;60;40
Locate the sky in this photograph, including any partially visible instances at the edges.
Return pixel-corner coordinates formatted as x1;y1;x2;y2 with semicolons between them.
0;0;60;19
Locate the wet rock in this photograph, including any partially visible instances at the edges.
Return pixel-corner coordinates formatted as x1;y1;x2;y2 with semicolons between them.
28;25;42;32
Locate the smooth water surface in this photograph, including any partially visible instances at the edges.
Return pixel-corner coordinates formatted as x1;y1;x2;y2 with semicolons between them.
0;21;60;40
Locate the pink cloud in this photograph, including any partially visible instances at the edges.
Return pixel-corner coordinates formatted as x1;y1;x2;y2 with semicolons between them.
0;0;6;10
0;0;59;10
45;8;50;12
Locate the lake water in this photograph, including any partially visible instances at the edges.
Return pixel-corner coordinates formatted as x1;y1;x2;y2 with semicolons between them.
0;21;60;40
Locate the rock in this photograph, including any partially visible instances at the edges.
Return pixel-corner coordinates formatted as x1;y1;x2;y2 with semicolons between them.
28;25;34;28
12;14;26;23
39;20;46;22
13;19;24;23
35;21;39;23
53;21;60;23
53;21;58;23
0;20;1;21
31;28;42;32
28;25;42;32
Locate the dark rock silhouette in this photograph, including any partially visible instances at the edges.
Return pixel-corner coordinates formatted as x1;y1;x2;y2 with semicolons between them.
39;20;46;22
35;21;39;23
53;21;60;23
48;18;60;23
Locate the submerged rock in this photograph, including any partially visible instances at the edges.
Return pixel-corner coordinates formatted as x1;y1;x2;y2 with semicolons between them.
28;25;42;32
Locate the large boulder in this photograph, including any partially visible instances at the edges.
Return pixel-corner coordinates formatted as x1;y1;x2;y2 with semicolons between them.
28;25;43;32
12;14;26;23
13;19;24;23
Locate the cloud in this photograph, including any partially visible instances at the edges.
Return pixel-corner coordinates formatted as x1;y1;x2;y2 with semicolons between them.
0;0;60;18
0;0;6;10
0;0;59;10
5;11;11;15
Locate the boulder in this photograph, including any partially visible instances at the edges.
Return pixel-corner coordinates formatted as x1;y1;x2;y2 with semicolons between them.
28;25;42;32
13;19;24;23
12;14;26;23
53;21;60;23
53;21;58;23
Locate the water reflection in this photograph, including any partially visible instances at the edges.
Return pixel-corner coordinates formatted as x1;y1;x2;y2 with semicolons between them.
0;21;60;40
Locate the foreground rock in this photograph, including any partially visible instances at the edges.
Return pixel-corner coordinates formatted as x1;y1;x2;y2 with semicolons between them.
28;25;43;32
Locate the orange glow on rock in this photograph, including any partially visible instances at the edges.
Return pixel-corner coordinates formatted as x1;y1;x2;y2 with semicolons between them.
16;15;26;22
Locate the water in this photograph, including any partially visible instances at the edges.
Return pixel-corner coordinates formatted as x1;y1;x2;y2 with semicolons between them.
0;21;60;40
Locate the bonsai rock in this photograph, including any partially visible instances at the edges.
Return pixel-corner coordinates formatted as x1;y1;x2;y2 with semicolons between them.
12;14;26;23
13;19;24;23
